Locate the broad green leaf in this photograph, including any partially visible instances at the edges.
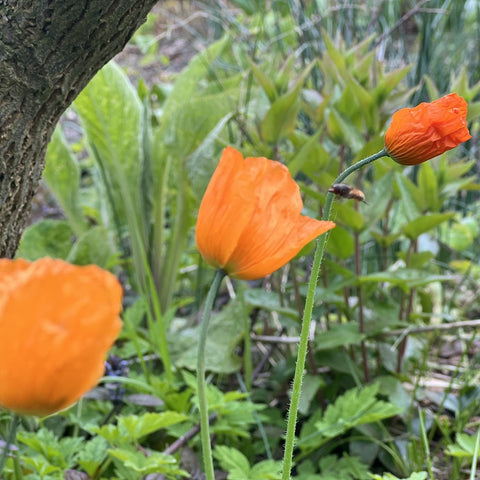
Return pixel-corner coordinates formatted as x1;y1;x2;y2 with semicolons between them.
417;162;439;211
66;226;117;268
439;220;475;251
446;432;479;458
402;212;455;239
299;375;326;415
362;172;394;226
334;202;366;231
315;323;366;351
326;107;364;153
288;130;326;177
44;127;87;235
119;412;188;442
74;61;143;217
187;112;233;200
370;230;401;248
244;289;298;319
396;251;434;269
359;269;452;292
326;225;354;259
170;298;245;373
248;57;277;102
16;220;73;261
373;65;412;104
395;173;422;222
261;84;301;144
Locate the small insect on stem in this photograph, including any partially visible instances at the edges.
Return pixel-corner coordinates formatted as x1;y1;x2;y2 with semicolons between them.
328;183;367;203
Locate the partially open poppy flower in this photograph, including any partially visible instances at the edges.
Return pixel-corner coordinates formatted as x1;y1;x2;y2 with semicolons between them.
385;93;471;165
0;258;123;416
196;147;335;280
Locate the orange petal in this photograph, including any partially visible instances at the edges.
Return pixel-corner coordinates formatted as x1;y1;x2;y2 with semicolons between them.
196;147;335;280
385;93;471;165
0;258;122;416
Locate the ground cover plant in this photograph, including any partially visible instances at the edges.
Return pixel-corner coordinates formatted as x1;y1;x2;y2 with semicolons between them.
1;1;480;479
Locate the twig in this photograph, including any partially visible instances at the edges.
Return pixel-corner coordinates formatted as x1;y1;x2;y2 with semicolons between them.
164;413;218;455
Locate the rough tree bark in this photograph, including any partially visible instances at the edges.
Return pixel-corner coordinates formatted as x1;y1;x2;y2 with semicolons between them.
0;0;159;258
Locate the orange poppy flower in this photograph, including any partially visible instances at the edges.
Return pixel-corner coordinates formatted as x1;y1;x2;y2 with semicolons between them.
196;147;335;280
0;258;123;416
385;93;471;165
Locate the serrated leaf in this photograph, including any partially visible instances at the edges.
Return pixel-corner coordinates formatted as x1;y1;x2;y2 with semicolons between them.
92;412;187;444
108;448;188;476
314;384;401;438
76;437;109;476
214;446;251;479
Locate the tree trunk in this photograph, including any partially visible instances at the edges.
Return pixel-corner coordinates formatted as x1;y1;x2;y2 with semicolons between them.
0;0;158;257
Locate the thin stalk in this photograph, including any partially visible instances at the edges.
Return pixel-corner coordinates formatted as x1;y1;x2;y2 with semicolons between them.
418;408;434;480
281;149;387;480
239;281;252;392
197;270;225;480
470;429;480;480
354;224;370;382
0;414;20;476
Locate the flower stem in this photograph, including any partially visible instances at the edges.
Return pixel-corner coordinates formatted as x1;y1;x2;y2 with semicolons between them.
197;270;225;480
281;148;387;480
0;414;20;476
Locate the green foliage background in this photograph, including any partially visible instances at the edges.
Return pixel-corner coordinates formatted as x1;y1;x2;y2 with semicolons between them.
4;1;480;479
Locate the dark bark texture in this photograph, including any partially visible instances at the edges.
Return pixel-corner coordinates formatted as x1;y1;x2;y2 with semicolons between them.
0;0;158;257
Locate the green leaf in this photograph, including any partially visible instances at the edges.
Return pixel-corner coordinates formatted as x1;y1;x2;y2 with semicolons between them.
318;454;370;480
44;127;87;235
66;226;117;268
417;162;439;211
326;107;364;153
16;220;73;261
362;172;394;226
214;446;251;479
370;473;427;480
314;384;401;439
92;412;187;445
74;61;143;218
439;219;475;251
326;225;354;259
170;298;245;373
261;84;301;144
315;323;366;351
395;173;422;222
402;212;455;240
187;112;233;200
108;447;188;476
446;432;479;458
248;58;277;102
76;436;109;477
